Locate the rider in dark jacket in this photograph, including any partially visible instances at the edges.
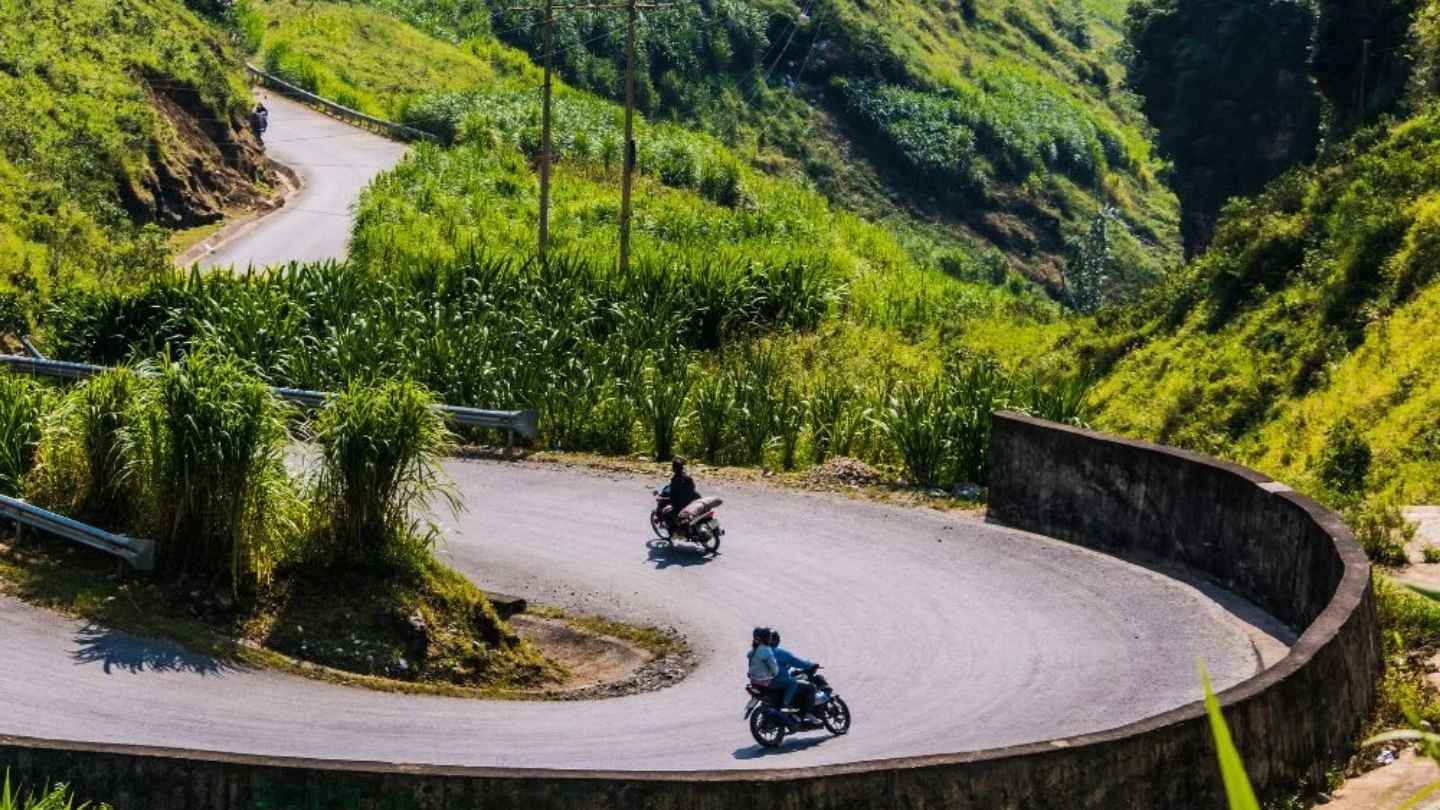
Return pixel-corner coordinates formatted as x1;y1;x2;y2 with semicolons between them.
664;457;700;529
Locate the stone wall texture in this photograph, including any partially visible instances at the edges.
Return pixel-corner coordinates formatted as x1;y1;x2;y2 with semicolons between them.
0;412;1381;809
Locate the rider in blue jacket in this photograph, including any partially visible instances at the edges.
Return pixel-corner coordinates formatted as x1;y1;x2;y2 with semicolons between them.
769;630;815;713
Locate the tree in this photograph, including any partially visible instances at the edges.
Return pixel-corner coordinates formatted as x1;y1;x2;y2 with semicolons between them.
1124;0;1321;255
1063;206;1117;314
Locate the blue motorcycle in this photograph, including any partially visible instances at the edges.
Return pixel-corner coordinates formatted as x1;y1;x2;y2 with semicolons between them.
743;666;851;748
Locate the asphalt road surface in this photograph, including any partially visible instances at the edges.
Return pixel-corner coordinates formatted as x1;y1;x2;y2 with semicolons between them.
199;92;408;269
0;460;1292;771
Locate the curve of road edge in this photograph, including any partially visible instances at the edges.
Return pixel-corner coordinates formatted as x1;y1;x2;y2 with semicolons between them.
0;91;1376;808
196;92;408;270
2;450;1286;770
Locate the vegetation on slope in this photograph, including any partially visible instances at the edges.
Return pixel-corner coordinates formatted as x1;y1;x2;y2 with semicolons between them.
247;0;1179;292
1089;106;1440;510
0;0;269;295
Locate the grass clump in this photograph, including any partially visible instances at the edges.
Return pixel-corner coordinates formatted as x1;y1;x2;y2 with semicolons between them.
27;367;148;528
148;350;298;590
0;373;49;496
0;773;108;810
311;379;457;567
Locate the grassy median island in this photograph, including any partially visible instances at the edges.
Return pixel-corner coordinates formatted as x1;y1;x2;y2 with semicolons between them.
0;356;691;696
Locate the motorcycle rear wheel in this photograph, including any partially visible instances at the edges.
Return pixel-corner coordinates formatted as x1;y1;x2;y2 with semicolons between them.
823;697;852;735
698;522;721;554
749;710;785;748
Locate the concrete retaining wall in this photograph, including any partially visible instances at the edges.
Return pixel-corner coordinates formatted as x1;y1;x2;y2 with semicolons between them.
0;412;1380;809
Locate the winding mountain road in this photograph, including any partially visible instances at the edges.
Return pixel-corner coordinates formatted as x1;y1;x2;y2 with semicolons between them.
1;100;1292;771
1;460;1290;770
199;92;408;269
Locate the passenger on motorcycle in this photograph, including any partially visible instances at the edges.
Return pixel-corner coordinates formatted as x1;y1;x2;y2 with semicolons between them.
769;630;817;714
747;626;779;689
661;457;700;532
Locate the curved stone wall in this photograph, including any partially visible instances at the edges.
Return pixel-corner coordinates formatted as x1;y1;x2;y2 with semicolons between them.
0;412;1380;809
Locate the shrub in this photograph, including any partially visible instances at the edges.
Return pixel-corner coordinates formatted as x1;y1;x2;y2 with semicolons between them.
146;350;296;589
689;371;734;464
807;376;856;464
880;378;949;487
732;342;784;465
312;380;457;568
1318;417;1372;494
1347;499;1415;567
0;373;49;497
1423;545;1440;564
637;347;692;461
0;772;110;810
28;367;148;529
775;380;805;471
699;155;745;207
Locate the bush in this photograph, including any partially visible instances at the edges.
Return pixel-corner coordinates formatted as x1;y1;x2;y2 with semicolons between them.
28;367;148;529
1318;417;1372;494
699;155;745;207
1348;498;1415;567
638;347;692;461
312;380;457;568
147;350;296;589
1423;545;1440;564
0;373;48;496
689;371;734;464
0;772;110;810
807;377;856;464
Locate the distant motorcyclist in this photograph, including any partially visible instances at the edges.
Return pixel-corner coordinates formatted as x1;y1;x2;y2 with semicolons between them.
770;630;817;714
660;457;700;532
252;102;269;137
747;626;779;689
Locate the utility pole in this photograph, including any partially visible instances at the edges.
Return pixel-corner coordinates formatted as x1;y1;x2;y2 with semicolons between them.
511;1;672;271
538;0;554;261
619;0;638;274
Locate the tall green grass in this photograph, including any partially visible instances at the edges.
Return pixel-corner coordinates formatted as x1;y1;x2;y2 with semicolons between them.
147;350;297;589
28;367;148;528
311;379;457;567
0;373;49;496
0;773;107;810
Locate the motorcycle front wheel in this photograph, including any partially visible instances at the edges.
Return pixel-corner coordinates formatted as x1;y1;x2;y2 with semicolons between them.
649;511;673;541
823;697;852;735
749;710;786;748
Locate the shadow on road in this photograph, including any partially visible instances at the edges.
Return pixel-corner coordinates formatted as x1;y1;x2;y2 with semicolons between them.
731;735;830;760
70;624;239;677
645;538;716;569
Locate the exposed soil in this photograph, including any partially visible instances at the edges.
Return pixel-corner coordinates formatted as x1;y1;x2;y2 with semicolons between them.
125;74;272;229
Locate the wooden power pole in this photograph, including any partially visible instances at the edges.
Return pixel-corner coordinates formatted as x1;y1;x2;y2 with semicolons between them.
619;0;639;274
538;0;555;261
512;0;671;271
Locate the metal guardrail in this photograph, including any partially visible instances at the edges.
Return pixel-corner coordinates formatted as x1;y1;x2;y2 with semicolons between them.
0;355;538;440
244;63;439;143
0;495;155;572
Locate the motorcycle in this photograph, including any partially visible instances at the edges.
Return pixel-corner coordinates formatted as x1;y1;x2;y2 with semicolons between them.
650;486;724;554
743;666;852;748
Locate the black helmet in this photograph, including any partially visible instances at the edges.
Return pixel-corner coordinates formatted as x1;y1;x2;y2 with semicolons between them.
752;626;771;645
769;629;781;647
672;456;687;474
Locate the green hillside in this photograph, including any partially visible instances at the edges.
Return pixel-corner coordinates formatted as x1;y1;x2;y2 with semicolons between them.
1088;0;1440;512
251;0;1180;291
0;0;269;298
